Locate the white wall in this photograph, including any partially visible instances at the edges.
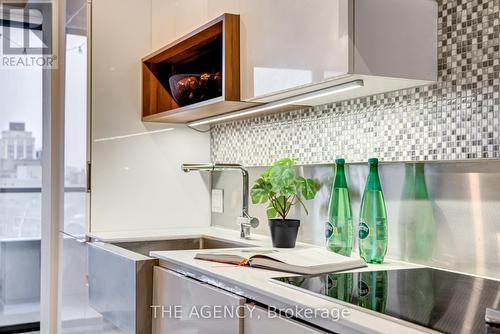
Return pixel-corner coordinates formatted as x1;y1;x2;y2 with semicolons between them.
91;0;211;232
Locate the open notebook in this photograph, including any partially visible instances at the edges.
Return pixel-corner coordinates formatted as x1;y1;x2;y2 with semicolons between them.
194;248;366;275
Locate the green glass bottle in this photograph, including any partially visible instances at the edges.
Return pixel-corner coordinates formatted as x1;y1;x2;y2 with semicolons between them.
326;159;353;256
358;158;388;263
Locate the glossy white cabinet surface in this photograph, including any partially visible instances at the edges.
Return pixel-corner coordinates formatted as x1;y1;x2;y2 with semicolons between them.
91;0;211;232
151;0;241;50
150;0;435;106
91;125;210;232
244;305;327;334
152;266;245;334
239;0;351;100
353;0;437;81
151;0;349;100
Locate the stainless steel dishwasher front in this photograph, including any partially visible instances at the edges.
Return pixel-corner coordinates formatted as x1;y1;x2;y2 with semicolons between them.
88;242;157;334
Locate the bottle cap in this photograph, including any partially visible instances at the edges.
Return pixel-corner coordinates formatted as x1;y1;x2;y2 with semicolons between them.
368;158;379;166
335;158;345;165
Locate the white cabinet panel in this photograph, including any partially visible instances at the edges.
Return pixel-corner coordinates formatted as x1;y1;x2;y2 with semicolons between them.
91;125;210;232
353;0;437;80
152;0;240;50
91;0;211;233
244;305;327;334
92;0;154;139
152;266;245;334
238;0;350;100
151;0;208;50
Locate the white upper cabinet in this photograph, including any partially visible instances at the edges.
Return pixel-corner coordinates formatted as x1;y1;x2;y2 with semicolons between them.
237;0;351;101
152;0;437;107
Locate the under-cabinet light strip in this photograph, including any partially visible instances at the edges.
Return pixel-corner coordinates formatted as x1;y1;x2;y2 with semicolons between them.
188;80;364;127
94;128;174;142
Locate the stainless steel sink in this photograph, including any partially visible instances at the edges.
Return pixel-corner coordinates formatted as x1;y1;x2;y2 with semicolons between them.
88;236;255;334
110;237;252;257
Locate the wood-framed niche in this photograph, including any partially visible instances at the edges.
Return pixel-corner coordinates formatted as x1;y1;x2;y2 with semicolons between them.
142;13;256;123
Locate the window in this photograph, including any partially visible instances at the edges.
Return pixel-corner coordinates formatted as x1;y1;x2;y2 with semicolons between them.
63;33;88;235
0;23;43;329
16;143;23;159
2;2;115;331
7;144;14;159
26;144;33;159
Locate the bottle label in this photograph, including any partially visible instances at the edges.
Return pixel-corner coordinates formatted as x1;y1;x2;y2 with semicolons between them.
376;219;387;241
359;222;370;239
359;219;386;240
326;222;333;239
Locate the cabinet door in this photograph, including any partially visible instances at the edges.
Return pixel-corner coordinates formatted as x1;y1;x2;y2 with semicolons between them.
244;305;327;334
239;0;351;101
153;266;245;334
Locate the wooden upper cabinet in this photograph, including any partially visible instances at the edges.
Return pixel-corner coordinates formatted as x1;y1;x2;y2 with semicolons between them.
142;13;256;123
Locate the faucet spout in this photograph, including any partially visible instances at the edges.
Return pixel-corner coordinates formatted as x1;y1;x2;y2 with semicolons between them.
181;162;259;239
181;163;215;173
239;167;249;218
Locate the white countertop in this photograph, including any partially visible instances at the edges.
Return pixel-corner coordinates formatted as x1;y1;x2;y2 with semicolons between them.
153;251;431;334
88;226;267;244
90;226;431;333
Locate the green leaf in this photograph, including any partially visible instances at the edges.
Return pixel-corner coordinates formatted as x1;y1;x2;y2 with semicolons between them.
272;157;295;167
251;187;268;204
251;157;318;219
260;166;273;179
250;178;271;204
266;203;278;219
298;177;318;200
269;165;297;196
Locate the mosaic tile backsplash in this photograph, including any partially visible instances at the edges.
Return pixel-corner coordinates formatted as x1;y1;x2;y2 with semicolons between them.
211;0;500;166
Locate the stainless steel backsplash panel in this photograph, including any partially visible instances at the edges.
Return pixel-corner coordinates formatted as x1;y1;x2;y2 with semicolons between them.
211;161;500;279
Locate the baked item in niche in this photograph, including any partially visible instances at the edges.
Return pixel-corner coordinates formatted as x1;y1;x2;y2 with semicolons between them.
169;72;222;106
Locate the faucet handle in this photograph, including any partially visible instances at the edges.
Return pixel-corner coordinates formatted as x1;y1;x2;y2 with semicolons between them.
237;216;259;239
237;216;259;228
248;217;259;228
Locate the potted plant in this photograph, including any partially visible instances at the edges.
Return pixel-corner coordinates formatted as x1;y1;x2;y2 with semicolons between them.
250;158;318;248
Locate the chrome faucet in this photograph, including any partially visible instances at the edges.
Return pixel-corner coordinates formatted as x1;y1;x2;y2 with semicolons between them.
181;163;259;239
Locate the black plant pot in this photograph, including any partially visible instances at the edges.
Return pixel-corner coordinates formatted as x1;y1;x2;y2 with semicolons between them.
268;219;300;248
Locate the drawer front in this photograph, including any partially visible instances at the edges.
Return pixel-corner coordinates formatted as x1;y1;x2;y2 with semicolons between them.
88;242;156;334
244;305;328;334
153;266;245;334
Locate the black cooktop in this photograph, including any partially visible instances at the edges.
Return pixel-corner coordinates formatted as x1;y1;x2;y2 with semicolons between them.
272;268;500;333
